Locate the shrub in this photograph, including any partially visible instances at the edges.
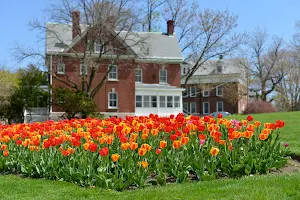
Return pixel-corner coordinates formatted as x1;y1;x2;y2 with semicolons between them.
53;87;96;119
243;100;276;114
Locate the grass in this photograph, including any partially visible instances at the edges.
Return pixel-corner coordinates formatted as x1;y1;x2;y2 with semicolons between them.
1;111;300;199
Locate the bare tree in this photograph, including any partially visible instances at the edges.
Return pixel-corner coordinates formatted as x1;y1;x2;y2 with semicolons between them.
13;0;146;99
168;8;244;86
275;51;300;111
139;0;166;32
247;28;285;102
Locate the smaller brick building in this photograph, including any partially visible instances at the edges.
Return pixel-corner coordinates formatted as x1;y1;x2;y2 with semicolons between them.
181;57;249;115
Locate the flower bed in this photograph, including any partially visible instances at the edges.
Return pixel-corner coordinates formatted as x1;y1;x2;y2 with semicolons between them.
0;114;286;190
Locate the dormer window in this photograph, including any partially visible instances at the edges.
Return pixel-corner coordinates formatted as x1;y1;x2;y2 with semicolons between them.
159;68;167;84
94;39;104;53
217;65;223;73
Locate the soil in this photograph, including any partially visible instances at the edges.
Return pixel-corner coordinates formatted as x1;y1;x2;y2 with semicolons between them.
269;156;300;174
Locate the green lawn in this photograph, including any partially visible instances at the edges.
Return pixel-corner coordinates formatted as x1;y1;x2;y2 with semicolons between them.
1;111;300;199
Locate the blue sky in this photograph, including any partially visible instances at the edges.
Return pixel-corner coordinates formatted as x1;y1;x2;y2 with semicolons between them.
1;0;299;69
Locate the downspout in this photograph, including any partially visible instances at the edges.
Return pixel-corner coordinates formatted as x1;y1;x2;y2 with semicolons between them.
50;55;53;115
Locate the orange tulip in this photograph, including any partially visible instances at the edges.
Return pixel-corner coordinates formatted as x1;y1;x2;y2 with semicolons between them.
141;143;152;151
151;129;159;136
141;161;148;169
160;140;167;149
243;131;254;139
138;148;147;156
130;142;138;150
259;133;268;141
83;143;90;150
142;133;148;140
3;150;9;157
121;142;130;150
210;147;220;156
172;140;181;149
180;136;189;145
219;140;226;145
29;145;35;151
254;121;261;127
1;144;7;151
107;136;114;145
111;154;120;162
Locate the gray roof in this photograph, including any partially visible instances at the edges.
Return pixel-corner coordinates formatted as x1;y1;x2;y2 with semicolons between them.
46;23;89;53
181;59;248;85
182;59;247;75
119;31;183;61
46;23;183;61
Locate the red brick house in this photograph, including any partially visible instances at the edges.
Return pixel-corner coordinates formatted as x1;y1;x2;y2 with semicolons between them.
46;11;184;118
181;57;249;115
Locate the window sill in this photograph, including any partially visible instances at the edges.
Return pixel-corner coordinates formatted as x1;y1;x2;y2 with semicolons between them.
108;107;119;109
190;95;196;98
57;72;65;75
159;82;169;85
108;79;119;82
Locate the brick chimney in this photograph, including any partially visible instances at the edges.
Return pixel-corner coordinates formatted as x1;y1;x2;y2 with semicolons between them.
72;11;81;39
167;20;174;35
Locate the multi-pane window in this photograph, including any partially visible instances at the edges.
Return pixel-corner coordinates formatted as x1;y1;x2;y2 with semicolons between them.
80;64;88;75
108;92;118;108
94;40;104;53
57;63;65;74
167;96;173;108
135;68;142;83
183;103;188;113
190;86;196;97
143;96;150;108
151;96;157;107
174;96;180;108
159;69;167;83
159;96;166;108
217;101;223;112
216;85;223;96
203;90;210;97
108;65;118;80
136;95;142;108
190;102;197;114
203;102;210;114
135;95;182;109
217;65;223;73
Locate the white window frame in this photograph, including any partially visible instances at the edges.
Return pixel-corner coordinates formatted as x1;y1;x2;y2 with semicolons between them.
159;69;168;84
190;86;196;97
183;102;188;113
167;96;173;108
135;95;142;108
108;65;118;81
94;39;104;53
202;90;209;97
174;96;180;108
216;85;223;96
108;92;118;109
57;63;65;75
159;96;166;108
80;63;88;75
217;101;224;112
143;96;150;108
203;102;210;114
183;88;188;98
190;102;197;114
135;68;143;83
